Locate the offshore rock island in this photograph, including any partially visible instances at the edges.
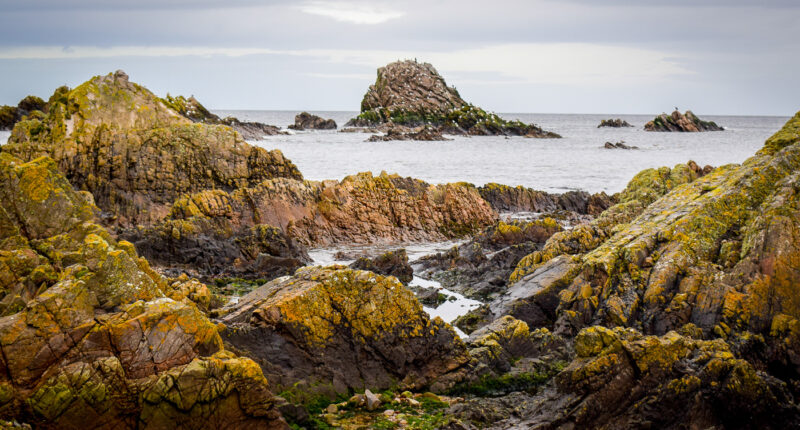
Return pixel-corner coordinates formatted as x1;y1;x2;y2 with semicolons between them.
0;67;798;430
345;60;560;138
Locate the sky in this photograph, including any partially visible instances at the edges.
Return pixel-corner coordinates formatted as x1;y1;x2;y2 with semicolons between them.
0;0;799;115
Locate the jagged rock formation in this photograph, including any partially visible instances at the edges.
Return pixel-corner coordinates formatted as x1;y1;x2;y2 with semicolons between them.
603;140;637;149
0;153;287;428
366;125;450;142
0;96;47;131
597;118;633;128
644;110;723;132
217;267;471;397
162;93;285;139
350;249;413;285
288;112;336;130
414;219;563;300
345;60;560;138
478;183;614;216
1;70;303;227
150;171;497;247
451;113;800;428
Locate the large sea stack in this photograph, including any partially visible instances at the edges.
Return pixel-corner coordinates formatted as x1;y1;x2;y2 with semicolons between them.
345;60;560;138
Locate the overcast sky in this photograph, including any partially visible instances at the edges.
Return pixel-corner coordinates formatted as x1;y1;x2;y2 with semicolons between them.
0;0;798;115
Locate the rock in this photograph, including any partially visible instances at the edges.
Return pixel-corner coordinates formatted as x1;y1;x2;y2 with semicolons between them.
153;171;497;247
0;153;288;428
326;404;338;414
217;266;472;396
288;112;337;130
350;249;413;285
0;95;47;131
345;60;560;138
644;110;723;132
511;328;799;429
597;118;633;128
162;93;286;139
2;71;303;227
409;285;450;307
603;140;638;150
477;183;614;216
413;219;563;300
366;125;451;141
364;389;381;411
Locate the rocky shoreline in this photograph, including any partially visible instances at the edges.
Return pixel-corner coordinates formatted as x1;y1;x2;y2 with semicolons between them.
0;68;798;429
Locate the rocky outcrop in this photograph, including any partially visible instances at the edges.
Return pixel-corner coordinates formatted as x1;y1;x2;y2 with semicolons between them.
597;118;633;128
345;60;560;138
0;153;287;428
644;110;723;132
162;93;285;139
603;140;637;149
478;183;614;216
152;171;497;247
366;125;450;142
350;249;413;285
217;267;471;396
1;70;303;227
414;219;563;300
0;96;47;131
288;112;336;130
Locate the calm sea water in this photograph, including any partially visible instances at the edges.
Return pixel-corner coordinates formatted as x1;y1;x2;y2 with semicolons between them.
0;112;787;194
216;110;788;194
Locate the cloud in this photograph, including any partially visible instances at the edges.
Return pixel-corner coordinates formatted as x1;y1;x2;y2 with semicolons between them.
0;43;691;86
297;1;405;24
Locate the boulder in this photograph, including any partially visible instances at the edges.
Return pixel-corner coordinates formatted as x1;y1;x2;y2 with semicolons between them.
603;140;637;149
350;249;413;285
217;266;472;396
288;112;337;130
644;110;723;132
477;183;614;216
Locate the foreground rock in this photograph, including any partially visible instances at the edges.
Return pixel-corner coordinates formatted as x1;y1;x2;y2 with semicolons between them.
162;93;286;139
0;153;287;428
288;112;336;130
217;267;471;397
644;109;723;132
414;218;563;300
345;60;560;138
350;249;413;285
597;118;633;128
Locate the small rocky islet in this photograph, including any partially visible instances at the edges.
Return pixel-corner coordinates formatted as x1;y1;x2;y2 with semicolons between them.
0;63;796;430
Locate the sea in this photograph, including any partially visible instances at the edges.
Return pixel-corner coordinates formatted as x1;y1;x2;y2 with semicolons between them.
216;110;789;194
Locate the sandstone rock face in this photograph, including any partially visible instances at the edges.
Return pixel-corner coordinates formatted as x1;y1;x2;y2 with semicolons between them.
644;110;723;132
478;183;614;216
597;118;633;128
156;171;497;247
0;153;287;428
288;112;336;130
350;249;413;285
1;70;303;227
346;61;560;138
217;267;471;396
